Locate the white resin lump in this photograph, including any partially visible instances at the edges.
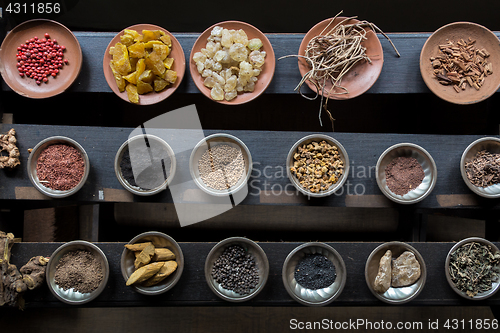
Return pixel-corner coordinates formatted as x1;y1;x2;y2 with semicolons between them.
193;26;266;101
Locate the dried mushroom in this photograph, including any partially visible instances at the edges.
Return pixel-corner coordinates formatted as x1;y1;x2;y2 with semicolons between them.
290;140;344;193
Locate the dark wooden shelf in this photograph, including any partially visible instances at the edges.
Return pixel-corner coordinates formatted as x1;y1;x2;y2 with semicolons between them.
1;123;499;211
3;32;499;95
9;241;500;307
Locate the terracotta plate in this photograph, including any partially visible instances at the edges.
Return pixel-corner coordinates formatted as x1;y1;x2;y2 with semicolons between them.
0;19;82;99
298;17;384;100
420;22;500;105
103;24;185;105
189;21;275;105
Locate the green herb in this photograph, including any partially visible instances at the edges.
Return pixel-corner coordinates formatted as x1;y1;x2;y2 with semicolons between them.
449;242;500;297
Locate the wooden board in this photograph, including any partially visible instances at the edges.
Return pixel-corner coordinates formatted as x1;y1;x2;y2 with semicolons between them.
8;242;500;307
3;32;499;95
0;123;499;210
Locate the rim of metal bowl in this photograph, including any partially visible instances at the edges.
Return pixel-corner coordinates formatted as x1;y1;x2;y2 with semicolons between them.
375;143;437;204
460;137;500;198
282;242;347;306
286;134;350;198
189;133;253;197
445;237;500;300
120;231;184;295
46;240;109;305
204;237;269;302
365;241;427;305
27;136;90;198
114;134;176;196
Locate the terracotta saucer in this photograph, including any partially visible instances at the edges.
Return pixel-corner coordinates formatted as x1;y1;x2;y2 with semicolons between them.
0;19;82;98
420;22;500;105
298;17;384;100
189;21;275;105
103;24;185;105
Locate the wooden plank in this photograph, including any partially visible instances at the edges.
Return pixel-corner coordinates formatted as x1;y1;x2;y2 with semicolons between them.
2;32;499;95
7;242;500;307
0;123;498;210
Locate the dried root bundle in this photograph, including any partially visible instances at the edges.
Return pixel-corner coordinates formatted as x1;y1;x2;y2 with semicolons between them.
279;11;400;128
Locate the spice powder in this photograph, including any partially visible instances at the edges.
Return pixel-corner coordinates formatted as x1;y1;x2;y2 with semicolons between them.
385;157;424;196
36;144;85;191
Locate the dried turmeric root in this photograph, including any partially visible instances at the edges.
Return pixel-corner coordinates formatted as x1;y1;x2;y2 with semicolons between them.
134;243;155;269
142;260;177;287
126;262;164;286
20;256;50;290
0;129;20;169
152;248;175;261
125;242;152;252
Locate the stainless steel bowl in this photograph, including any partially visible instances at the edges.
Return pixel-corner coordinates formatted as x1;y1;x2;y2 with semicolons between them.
114;134;176;196
282;242;346;306
286;134;349;197
46;240;109;305
121;231;184;295
27;136;90;198
204;237;269;302
365;242;427;304
460;137;500;198
445;237;500;300
190;133;253;197
376;143;437;204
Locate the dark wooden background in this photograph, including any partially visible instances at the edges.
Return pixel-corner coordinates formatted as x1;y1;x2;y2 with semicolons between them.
1;0;500;321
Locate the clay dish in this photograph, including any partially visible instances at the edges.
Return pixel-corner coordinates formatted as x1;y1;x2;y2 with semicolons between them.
460;137;500;198
298;17;384;100
0;19;82;98
103;24;185;105
420;22;500;104
189;21;275;105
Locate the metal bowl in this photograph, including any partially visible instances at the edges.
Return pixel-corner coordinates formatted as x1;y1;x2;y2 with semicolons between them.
286;134;349;197
189;21;275;105
204;237;269;302
121;231;184;295
115;134;176;196
376;143;437;204
46;241;109;305
27;136;90;198
282;242;346;306
460;137;500;198
365;242;427;304
189;133;253;196
445;237;500;300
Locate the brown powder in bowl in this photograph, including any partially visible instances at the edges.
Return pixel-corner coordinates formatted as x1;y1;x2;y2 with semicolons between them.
36;144;85;191
385;157;425;196
54;250;103;294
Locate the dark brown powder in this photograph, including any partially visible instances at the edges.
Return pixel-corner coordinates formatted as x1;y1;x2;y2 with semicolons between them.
385;157;425;196
54;250;103;294
36;144;85;191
